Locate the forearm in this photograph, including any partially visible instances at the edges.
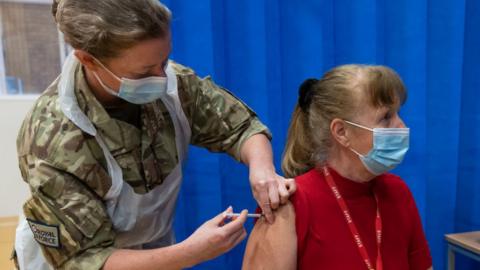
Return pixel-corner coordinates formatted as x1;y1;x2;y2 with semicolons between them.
240;133;275;171
103;242;196;270
241;133;296;222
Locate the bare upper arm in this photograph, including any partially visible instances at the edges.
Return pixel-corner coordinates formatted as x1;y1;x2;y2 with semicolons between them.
242;202;297;270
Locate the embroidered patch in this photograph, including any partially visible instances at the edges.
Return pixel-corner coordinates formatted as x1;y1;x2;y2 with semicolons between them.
27;219;60;248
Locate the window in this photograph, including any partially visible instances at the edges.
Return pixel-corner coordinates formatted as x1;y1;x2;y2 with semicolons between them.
0;0;68;95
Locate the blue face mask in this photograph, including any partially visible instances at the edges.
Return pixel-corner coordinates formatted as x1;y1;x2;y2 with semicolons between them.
345;120;410;175
92;59;168;105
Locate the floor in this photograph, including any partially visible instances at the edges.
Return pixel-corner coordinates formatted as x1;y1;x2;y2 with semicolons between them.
0;216;17;270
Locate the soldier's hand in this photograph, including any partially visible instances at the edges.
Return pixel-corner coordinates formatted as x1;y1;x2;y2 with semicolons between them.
181;207;248;266
249;168;296;224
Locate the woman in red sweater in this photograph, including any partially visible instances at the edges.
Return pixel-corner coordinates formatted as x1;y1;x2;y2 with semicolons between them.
243;65;432;270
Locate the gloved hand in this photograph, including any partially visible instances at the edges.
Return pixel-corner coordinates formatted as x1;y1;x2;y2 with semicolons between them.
180;207;248;267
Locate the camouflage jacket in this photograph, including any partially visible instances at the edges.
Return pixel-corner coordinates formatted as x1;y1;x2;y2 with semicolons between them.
16;61;270;269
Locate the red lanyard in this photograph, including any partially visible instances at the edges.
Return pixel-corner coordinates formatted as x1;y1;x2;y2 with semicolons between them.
322;166;383;270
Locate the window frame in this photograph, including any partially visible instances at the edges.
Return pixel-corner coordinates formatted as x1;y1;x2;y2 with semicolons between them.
0;0;69;96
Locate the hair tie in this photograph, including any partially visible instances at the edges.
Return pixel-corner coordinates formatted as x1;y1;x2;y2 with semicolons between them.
298;78;318;112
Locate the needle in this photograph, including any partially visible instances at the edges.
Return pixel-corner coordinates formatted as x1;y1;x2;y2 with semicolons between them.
225;213;264;218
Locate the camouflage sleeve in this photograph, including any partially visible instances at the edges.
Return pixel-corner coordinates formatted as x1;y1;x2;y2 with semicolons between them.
20;157;116;269
179;73;272;161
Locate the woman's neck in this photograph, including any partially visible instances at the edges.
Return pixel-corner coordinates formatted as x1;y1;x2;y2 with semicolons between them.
325;147;376;183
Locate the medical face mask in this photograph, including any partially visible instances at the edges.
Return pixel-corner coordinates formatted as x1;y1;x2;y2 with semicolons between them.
92;59;168;105
344;120;410;175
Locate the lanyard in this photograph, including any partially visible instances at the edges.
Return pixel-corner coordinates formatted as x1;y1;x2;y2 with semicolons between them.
322;166;383;270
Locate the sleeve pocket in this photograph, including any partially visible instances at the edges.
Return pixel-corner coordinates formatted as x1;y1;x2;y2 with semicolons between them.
23;190;115;268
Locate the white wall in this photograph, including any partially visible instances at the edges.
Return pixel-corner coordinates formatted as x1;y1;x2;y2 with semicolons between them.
0;96;37;217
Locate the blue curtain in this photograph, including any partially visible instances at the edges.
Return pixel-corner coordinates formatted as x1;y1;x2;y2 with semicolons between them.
160;0;480;269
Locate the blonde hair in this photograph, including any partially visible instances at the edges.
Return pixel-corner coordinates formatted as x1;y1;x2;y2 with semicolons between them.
52;0;171;59
282;65;407;178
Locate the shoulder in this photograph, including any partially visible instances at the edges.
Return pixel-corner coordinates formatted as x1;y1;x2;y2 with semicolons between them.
289;168;328;218
17;81;107;191
377;173;410;191
169;61;206;114
17;80;65;158
292;168;326;200
169;60;200;91
169;60;196;78
170;60;224;97
19;84;90;158
375;173;413;202
171;60;256;123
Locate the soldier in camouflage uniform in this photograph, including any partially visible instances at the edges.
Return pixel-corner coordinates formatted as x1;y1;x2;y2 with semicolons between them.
13;0;296;269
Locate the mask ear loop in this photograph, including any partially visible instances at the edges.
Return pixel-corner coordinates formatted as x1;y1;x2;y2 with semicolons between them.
349;147;365;158
90;57;123;96
344;120;374;132
343;120;374;158
92;58;122;81
92;72;119;97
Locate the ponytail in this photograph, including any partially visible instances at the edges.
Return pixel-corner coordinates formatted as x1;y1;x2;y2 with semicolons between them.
281;79;318;178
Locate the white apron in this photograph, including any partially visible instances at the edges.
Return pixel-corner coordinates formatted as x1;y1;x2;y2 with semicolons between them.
14;52;191;269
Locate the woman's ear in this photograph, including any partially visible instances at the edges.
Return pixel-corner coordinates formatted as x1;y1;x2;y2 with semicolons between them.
74;50;100;71
330;118;351;148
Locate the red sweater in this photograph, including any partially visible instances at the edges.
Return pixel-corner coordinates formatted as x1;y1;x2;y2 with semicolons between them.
291;167;432;270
